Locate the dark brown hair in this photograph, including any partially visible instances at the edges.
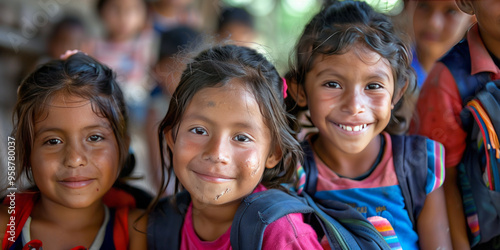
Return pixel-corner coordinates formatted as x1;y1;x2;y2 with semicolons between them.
11;52;129;187
289;0;417;134
156;44;302;198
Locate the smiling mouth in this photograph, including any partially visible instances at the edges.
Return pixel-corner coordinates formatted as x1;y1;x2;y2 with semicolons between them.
194;171;234;183
58;177;94;188
336;123;368;132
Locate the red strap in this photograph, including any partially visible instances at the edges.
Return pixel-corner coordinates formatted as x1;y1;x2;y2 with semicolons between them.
113;207;129;250
104;188;134;250
103;188;136;209
2;192;38;250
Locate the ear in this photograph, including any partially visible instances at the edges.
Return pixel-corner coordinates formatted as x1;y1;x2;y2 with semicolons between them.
287;78;308;107
164;129;175;154
392;81;409;109
265;145;282;169
456;0;475;15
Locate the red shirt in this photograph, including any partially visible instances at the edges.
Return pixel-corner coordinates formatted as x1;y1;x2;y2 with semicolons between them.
411;23;500;167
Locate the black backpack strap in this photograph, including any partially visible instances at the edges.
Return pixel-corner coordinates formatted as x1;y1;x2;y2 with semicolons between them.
439;39;491;104
147;191;191;250
391;135;428;229
300;140;319;195
230;189;315;250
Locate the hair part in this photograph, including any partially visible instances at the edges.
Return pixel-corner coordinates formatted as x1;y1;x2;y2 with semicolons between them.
11;53;129;188
289;0;417;134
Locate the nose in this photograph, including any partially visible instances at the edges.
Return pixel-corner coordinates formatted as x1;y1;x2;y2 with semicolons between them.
340;89;366;116
202;136;230;164
428;11;444;31
64;141;88;168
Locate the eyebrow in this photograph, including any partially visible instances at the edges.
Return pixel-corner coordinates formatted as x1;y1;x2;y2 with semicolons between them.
316;68;391;81
183;113;260;131
35;123;113;135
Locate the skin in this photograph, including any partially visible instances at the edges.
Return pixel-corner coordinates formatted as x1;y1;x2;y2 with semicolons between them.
0;94;146;249
165;79;280;241
290;43;452;248
100;0;147;42
457;0;500;59
412;0;473;72
217;23;257;48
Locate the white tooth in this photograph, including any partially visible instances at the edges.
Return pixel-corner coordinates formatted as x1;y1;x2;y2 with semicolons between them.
353;125;360;132
346;126;352;131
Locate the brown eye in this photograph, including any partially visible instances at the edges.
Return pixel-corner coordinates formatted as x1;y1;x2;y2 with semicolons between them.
45;138;62;145
190;127;208;135
88;135;104;142
233;134;251;142
366;83;382;90
324;81;341;88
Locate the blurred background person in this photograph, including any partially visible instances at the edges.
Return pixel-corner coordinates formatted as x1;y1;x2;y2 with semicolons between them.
216;6;257;47
409;0;474;88
146;26;201;196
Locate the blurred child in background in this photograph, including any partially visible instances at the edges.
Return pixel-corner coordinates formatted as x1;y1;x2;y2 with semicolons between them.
216;7;257;48
145;26;201;196
410;0;473;88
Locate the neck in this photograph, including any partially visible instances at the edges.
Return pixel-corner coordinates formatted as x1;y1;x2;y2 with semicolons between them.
31;196;105;230
480;28;500;61
191;199;241;241
313;134;381;178
416;47;438;73
152;2;177;18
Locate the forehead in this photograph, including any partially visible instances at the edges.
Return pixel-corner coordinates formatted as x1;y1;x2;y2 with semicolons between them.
312;43;391;71
34;94;109;128
188;79;258;113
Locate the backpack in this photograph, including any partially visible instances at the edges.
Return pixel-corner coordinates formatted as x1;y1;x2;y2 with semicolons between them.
439;39;500;246
299;134;428;233
147;189;390;250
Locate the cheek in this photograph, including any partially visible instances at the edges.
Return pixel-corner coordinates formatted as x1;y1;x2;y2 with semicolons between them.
92;145;121;179
239;149;262;177
370;95;393;116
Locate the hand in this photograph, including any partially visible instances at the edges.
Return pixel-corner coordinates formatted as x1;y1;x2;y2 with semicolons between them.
60;49;81;60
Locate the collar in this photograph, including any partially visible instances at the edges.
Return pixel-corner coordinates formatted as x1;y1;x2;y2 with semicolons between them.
468;23;500;76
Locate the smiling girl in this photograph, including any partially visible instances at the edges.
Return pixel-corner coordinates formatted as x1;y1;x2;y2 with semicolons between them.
0;52;146;249
287;1;452;249
147;44;322;249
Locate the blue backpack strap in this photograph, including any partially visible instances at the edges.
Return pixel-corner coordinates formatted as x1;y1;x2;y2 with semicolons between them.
300;140;319;195
230;189;315;250
147;191;191;250
303;192;390;250
391;134;428;230
299;140;390;250
439;39;491;104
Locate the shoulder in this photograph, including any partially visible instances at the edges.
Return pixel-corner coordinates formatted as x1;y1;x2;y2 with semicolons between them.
262;213;321;249
128;208;148;249
420;62;460;101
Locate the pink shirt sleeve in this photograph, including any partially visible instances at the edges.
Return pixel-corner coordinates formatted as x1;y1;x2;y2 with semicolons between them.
411;62;467;168
262;213;322;249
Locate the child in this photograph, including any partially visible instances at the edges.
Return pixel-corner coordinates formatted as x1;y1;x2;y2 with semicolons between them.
412;0;500;248
95;0;156;124
148;44;322;249
216;7;257;47
287;1;451;249
410;0;473;87
146;26;200;195
0;52;147;249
